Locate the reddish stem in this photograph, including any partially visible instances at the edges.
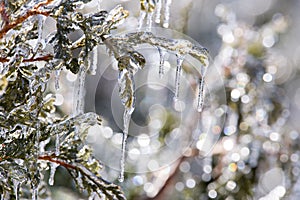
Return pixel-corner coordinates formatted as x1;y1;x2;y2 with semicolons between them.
0;1;9;26
38;155;76;170
0;54;53;63
0;0;54;39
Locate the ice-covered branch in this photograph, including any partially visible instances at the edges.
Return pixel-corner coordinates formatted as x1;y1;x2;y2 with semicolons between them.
0;0;54;39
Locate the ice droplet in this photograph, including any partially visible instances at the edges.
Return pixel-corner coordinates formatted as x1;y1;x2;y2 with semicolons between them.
48;163;59;186
55;133;60;156
54;69;61;90
157;47;165;78
174;54;184;101
118;108;132;182
12;179;20;200
163;0;172;28
197;78;205;112
89;47;98;75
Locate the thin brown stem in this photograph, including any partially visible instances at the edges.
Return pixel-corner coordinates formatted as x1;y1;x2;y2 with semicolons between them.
38;155;76;169
0;54;53;63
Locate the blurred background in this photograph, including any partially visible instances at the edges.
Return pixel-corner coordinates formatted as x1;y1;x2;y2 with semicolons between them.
49;0;300;199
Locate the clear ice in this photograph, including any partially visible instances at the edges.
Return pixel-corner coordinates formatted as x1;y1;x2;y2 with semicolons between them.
48;163;59;186
174;54;184;101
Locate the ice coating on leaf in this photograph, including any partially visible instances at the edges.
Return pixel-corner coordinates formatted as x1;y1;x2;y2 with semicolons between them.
89;47;98;75
117;51;145;111
174;54;184;101
55;69;61;90
106;5;129;28
48;163;59;186
197;78;205;112
118;109;131;182
118;69;135;113
157;47;165;78
108;31;209;112
109;32;209;67
115;51;145;182
163;0;172;28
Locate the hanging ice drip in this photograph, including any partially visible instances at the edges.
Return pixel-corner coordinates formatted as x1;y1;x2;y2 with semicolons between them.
101;29;210;182
139;0;173;30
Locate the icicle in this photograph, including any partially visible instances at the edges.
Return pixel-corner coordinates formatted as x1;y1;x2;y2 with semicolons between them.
54;69;61;90
174;54;184;101
197;77;205;112
146;11;154;31
12;179;20;200
73;64;87;116
163;0;172;28
55;133;60;156
97;0;101;11
48;163;59;186
89;47;98;75
157;47;165;78
118;109;131;182
138;10;147;30
155;0;162;23
32;186;38;200
35;15;45;51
